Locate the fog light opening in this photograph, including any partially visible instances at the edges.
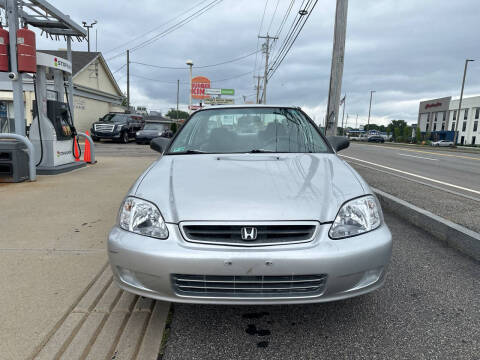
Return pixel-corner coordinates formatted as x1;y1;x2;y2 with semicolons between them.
117;266;150;291
347;267;384;292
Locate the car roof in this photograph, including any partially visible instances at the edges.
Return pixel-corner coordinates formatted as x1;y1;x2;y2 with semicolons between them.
197;104;301;110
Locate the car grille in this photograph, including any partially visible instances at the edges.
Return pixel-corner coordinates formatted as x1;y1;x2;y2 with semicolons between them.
180;222;317;246
172;274;328;298
94;124;115;132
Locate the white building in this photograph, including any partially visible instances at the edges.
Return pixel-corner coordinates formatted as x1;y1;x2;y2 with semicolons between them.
418;96;480;145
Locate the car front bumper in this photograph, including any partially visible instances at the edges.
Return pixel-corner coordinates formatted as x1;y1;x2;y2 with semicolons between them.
108;222;392;305
91;129;121;139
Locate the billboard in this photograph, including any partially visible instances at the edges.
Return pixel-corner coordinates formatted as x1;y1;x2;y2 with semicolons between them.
191;76;211;100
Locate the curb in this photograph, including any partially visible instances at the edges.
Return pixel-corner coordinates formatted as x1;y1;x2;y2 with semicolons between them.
373;187;480;262
32;264;170;360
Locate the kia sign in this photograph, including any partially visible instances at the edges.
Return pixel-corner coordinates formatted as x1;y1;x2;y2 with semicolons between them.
191;76;210;100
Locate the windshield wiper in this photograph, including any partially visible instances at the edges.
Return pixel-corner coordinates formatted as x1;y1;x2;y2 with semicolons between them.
171;149;206;155
249;149;275;153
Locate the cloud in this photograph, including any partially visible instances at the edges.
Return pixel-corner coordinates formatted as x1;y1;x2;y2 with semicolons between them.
33;0;480;124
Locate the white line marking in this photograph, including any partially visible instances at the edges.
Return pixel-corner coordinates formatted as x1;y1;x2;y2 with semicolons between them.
340;154;480;196
397;153;438;161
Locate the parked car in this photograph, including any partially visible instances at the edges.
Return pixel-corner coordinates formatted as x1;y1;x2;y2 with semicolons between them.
367;135;385;143
135;122;171;144
90;113;144;143
108;105;392;305
431;140;454;147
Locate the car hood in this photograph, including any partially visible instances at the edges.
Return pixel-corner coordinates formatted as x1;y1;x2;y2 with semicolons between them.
133;153;368;223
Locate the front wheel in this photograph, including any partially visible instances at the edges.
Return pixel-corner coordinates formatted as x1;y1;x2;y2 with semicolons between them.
121;131;129;144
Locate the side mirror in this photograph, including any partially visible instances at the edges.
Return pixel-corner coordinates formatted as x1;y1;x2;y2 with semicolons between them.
150;137;170;153
327;136;350;152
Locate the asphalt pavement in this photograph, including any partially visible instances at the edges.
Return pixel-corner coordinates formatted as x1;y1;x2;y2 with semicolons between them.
340;143;480;233
162;211;480;360
341;143;480;197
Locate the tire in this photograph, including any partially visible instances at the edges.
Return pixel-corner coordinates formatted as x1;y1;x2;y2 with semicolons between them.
92;136;99;142
121;131;129;144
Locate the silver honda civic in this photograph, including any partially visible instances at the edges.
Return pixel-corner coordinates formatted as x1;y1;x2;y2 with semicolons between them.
108;105;392;305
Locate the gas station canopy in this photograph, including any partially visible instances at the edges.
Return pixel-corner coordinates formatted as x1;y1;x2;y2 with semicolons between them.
0;0;86;38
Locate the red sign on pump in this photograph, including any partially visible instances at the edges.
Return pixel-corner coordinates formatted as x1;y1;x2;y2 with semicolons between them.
191;76;211;100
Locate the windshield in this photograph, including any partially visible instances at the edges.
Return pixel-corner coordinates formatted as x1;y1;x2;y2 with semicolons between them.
167;107;329;154
101;114;126;123
144;123;167;130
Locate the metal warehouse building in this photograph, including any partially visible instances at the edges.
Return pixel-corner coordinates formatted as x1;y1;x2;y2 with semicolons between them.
418;96;480;145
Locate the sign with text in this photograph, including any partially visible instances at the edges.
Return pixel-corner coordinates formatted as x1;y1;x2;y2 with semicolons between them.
204;88;235;96
204;98;235;105
191;76;211;99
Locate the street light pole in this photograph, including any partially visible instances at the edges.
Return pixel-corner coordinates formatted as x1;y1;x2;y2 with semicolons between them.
82;20;97;52
126;50;130;110
176;79;180;114
453;59;474;146
367;90;375;129
186;60;193;113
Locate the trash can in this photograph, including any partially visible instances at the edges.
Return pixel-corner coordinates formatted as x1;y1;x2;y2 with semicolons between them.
0;139;29;183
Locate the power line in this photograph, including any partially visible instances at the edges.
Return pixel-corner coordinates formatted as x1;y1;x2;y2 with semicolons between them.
210;70;255;83
253;0;270;76
107;0;224;61
268;0;318;80
269;0;308;70
129;0;223;53
103;0;209;55
112;63;126;74
267;0;281;33
129;49;261;70
130;70;253;84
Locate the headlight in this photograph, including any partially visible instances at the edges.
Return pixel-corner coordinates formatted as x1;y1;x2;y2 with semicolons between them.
118;196;169;239
329;195;382;239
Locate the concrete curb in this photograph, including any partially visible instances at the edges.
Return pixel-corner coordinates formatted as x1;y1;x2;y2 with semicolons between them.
32;264;170;360
373;187;480;262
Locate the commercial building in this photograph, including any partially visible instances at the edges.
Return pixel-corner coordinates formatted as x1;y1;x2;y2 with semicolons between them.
418;95;480;145
0;51;125;134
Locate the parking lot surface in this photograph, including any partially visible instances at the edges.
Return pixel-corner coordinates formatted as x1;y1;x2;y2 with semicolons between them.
163;211;480;360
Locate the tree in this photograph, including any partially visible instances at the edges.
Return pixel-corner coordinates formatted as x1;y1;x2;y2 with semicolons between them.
403;126;411;142
167;109;189;120
415;127;422;143
394;127;401;142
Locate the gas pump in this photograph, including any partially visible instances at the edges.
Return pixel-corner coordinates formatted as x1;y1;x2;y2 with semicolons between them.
29;52;85;174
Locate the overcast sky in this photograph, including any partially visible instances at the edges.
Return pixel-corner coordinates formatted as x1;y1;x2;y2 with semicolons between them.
32;0;480;126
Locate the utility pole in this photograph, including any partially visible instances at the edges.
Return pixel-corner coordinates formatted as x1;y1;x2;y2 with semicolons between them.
340;94;346;135
176;79;180;114
126;50;130;110
453;59;474;146
258;34;278;104
82;20;97;52
355;113;358;129
254;75;263;104
326;0;348;136
367;90;375;129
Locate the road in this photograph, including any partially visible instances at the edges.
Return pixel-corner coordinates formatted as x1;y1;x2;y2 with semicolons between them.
162;211;480;360
340;143;480;233
341;143;480;198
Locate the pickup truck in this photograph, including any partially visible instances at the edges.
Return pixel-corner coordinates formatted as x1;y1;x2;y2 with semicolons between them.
90;113;144;143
